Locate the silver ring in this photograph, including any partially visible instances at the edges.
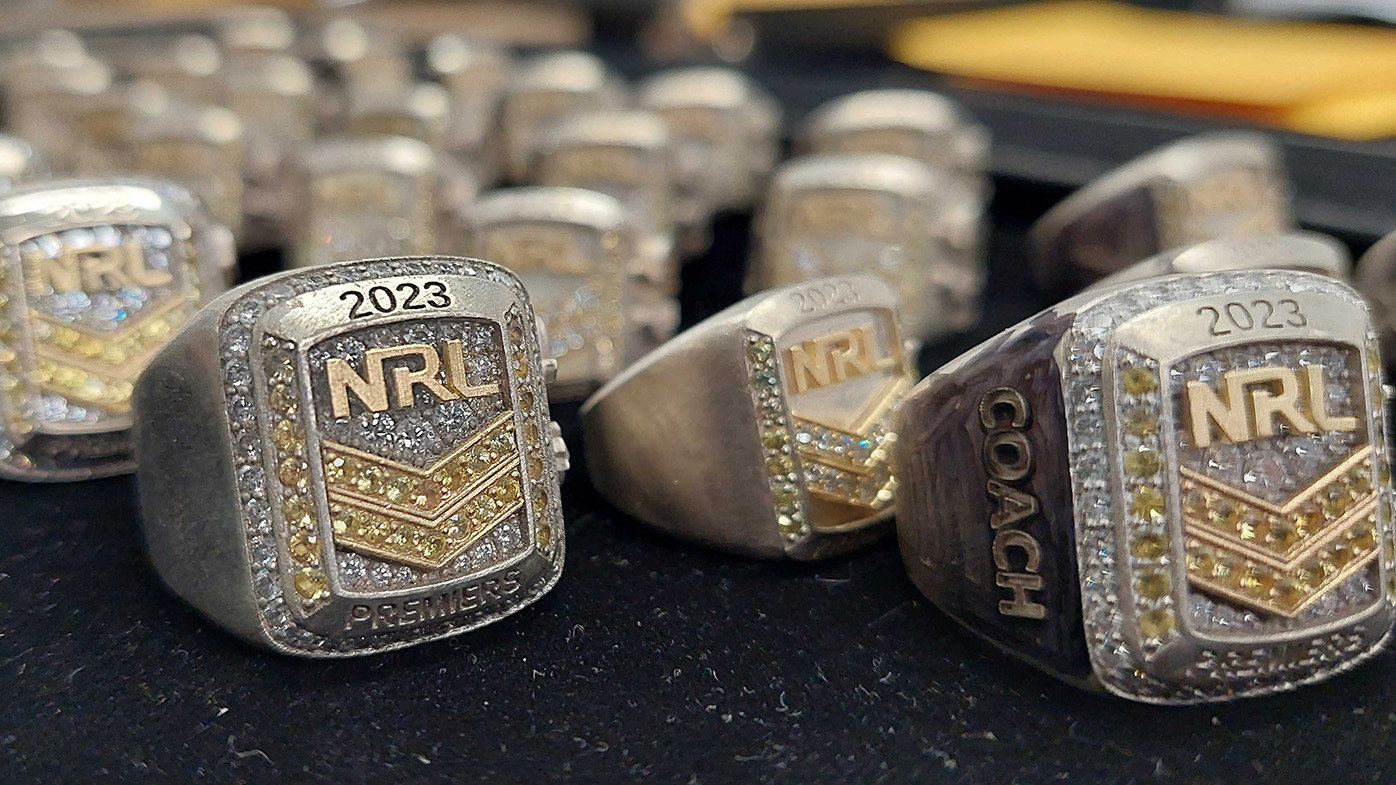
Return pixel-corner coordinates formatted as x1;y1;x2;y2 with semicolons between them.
636;67;782;248
1090;232;1350;291
0;177;232;481
464;186;678;400
751;152;985;341
132;101;246;242
1355;228;1396;365
798;88;990;198
896;267;1393;703
582;275;912;560
1030;132;1293;295
501;51;628;183
134;256;568;657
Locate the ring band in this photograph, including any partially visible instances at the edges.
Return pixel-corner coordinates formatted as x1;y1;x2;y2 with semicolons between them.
0;178;232;481
1090;232;1350;290
583;275;912;560
1030;132;1293;296
134;256;568;656
896;267;1393;702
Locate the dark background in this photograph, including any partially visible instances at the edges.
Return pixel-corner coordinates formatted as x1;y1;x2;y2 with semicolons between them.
7;38;1396;785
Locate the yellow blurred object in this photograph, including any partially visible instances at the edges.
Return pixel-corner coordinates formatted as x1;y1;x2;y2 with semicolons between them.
890;0;1396;140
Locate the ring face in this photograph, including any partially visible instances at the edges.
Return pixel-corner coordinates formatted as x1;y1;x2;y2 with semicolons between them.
290;137;437;269
0;179;227;480
208;258;563;654
743;284;911;542
756;153;983;339
468;188;633;397
1060;272;1392;701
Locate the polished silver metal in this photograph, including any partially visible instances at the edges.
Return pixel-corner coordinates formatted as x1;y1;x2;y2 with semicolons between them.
1090;232;1350;290
464;186;679;400
799;88;990;196
532;109;677;281
134;256;568;657
1030;132;1294;295
131;101;246;243
425;34;512;186
583;275;912;559
500;51;628;182
0;178;233;481
0;134;49;191
636;67;781;250
287;135;449;270
751;152;985;341
897;267;1393;703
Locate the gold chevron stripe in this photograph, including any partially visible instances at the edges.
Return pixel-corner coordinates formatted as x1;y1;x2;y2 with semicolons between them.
1179;446;1373;515
1184;494;1378;571
328;455;519;529
1186;528;1379;618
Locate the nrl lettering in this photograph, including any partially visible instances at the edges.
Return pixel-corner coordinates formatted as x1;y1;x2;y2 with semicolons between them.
785;325;896;394
326;340;501;418
33;243;173;293
1186;365;1357;448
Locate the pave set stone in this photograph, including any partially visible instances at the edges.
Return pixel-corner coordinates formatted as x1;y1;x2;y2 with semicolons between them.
744;330;809;541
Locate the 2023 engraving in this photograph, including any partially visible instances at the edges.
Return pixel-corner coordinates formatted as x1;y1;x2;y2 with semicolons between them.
1196;298;1306;336
788;279;861;313
979;387;1046;620
340;281;451;319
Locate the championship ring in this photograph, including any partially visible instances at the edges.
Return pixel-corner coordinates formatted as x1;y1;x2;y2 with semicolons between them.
135;256;568;656
583;275;913;559
897;268;1394;702
466;186;679;399
500;51;628;182
0;178;233;480
752;152;985;341
1031;132;1293;295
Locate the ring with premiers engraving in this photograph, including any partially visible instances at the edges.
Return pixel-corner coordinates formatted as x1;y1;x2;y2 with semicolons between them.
896;268;1394;703
1089;232;1350;290
582;275;913;560
134;256;568;656
1030;132;1293;297
0;177;232;481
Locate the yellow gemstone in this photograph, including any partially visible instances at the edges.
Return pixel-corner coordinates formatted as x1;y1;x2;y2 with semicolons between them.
1323;488;1353;518
1273;580;1305;609
361;520;390;544
1350;467;1373;496
1268;518;1300;550
269;385;297;414
1121;368;1157;396
536;525;552;547
1350;525;1377;552
1131;534;1167;560
493;475;522;504
1123;449;1160;477
524;421;540;446
324;456;347;484
772;483;800;508
1138;609;1175;639
1130;486;1165;520
288;531;317;563
1238;566;1276;596
762;429;789;449
1206;499;1240;529
1136;570;1171;599
140;319;171;340
283;494;313;528
519;390;535;411
1123;408;1158;437
356;465;385;494
768;454;795;476
273;420;304;453
294;568;328;601
102;345;127;365
534;487;549;510
420;535;443;558
413;479;443;510
528;455;545;476
75;338;104;358
278;458;306;488
384;474;413;503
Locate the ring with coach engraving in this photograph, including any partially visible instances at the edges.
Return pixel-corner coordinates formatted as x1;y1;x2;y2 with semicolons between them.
896;268;1395;703
582;275;914;560
0;177;233;481
134;256;568;656
1030;132;1293;297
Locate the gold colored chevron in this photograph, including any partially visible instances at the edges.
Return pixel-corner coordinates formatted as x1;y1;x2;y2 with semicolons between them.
321;411;526;569
1180;447;1379;617
793;384;904;512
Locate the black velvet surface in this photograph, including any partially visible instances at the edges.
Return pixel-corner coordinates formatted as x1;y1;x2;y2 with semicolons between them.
3;181;1395;785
